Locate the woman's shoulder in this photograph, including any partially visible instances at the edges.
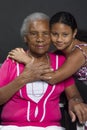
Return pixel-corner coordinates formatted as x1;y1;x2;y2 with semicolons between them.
2;58;16;66
1;58;24;69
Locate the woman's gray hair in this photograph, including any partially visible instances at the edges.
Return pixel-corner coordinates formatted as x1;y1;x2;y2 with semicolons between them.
20;12;50;38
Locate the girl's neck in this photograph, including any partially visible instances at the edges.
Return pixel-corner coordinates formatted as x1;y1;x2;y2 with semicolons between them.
62;39;78;57
62;45;74;57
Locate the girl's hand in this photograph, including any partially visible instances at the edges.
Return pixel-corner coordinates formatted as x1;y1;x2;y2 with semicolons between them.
40;71;58;85
8;48;31;64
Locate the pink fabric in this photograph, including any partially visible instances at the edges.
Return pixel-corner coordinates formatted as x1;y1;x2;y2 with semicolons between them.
0;53;74;127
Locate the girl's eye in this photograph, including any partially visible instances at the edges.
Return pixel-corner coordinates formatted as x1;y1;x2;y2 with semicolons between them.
63;33;69;37
51;32;58;36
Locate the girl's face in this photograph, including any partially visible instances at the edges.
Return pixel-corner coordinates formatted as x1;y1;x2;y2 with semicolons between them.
51;23;77;51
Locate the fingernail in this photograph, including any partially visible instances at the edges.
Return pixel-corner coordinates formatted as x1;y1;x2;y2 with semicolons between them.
48;77;52;79
80;121;83;124
12;60;14;63
51;68;54;71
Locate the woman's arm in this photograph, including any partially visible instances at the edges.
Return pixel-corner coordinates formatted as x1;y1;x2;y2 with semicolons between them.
65;84;87;124
0;60;51;105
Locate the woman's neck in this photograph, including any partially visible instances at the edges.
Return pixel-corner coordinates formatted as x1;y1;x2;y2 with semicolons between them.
28;51;49;64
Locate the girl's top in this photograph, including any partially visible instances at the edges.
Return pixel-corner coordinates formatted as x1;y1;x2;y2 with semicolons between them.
74;43;87;81
0;53;74;127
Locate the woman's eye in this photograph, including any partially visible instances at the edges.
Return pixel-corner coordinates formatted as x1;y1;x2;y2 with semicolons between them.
31;32;37;36
43;32;50;36
28;32;38;37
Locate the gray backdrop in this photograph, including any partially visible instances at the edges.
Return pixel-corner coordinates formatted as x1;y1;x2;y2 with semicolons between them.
0;0;87;63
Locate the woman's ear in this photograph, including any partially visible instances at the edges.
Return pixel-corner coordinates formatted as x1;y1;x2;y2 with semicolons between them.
24;36;27;43
73;29;77;38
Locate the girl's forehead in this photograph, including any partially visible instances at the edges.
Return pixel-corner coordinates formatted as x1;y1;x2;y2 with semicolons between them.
51;23;72;31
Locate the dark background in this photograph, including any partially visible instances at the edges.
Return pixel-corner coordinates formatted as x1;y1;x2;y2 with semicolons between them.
0;0;87;63
0;1;87;129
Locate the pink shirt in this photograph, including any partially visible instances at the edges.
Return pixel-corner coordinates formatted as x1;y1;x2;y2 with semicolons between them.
0;53;74;127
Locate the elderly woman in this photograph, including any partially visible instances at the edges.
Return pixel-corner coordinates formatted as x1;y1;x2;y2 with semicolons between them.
1;12;87;130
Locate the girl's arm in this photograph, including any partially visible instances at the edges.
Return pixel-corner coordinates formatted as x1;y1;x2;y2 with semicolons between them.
8;47;86;85
41;47;86;84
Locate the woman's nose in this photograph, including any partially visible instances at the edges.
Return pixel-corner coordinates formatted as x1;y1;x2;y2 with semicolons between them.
36;34;44;42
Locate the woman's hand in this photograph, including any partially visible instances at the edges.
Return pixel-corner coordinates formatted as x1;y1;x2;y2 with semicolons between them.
68;97;87;124
21;61;53;83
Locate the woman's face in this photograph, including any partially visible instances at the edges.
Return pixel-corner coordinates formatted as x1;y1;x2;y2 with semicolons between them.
51;23;76;51
24;19;51;57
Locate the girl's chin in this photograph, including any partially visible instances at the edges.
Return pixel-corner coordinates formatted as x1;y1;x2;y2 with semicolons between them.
56;47;64;50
